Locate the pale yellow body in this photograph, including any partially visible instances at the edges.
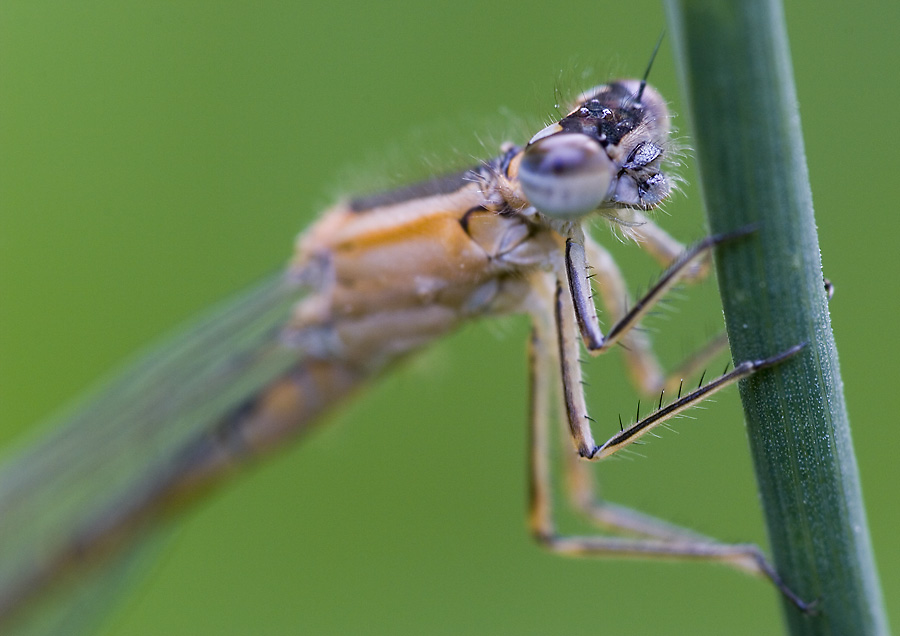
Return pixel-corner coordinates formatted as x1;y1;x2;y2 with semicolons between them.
210;176;560;462
288;183;559;370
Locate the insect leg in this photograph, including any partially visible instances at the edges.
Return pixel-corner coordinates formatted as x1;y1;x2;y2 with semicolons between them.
567;235;749;533
529;298;809;609
526;313;558;539
567;231;737;357
581;230;831;397
582;232;728;394
618;210;710;281
542;530;809;612
598;344;804;459
552;273;597;458
579;234;663;391
554;233;803;458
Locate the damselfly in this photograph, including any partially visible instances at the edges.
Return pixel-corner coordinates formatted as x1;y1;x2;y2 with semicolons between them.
0;71;808;631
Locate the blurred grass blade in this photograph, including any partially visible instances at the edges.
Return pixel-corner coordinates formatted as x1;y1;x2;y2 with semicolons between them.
665;1;890;634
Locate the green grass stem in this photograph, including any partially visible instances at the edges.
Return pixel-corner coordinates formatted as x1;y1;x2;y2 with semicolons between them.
665;1;890;633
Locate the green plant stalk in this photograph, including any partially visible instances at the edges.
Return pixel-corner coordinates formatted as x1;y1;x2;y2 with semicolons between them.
665;1;889;634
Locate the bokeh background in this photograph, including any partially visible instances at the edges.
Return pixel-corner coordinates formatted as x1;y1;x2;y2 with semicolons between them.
1;2;897;634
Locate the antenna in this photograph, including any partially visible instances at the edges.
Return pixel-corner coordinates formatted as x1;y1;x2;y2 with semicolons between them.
636;30;665;104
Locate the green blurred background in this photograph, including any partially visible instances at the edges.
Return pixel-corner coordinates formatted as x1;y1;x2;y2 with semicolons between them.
1;1;897;634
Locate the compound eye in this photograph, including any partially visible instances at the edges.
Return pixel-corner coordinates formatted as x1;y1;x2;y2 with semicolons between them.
518;134;615;219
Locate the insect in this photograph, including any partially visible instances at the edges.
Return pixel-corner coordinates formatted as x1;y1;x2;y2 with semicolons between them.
0;69;808;631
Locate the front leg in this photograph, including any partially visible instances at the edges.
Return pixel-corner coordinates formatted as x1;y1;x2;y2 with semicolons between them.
552;227;731;459
566;228;734;357
559;226;803;459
